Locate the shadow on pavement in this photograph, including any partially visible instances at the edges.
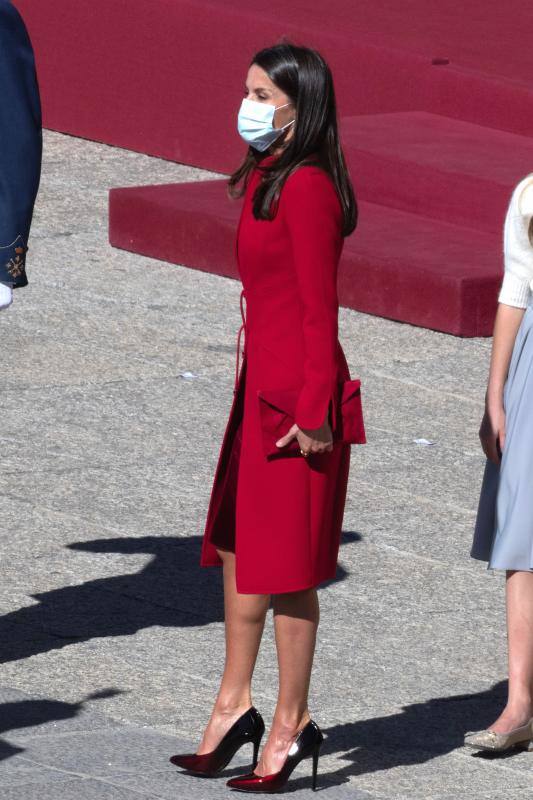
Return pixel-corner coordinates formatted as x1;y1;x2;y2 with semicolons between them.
320;681;511;785
0;531;359;664
0;688;122;762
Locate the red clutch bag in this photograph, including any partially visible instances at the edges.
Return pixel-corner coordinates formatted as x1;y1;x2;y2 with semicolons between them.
257;379;366;459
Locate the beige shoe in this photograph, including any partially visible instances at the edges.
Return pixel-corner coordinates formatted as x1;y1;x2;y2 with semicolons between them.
464;718;533;752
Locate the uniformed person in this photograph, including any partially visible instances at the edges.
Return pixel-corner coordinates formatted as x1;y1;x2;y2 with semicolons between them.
0;0;42;310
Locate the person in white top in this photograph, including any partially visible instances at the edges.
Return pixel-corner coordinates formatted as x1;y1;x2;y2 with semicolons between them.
467;175;533;752
498;176;533;307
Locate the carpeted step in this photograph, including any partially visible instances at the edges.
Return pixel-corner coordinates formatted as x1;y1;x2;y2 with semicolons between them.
343;112;533;233
109;179;502;337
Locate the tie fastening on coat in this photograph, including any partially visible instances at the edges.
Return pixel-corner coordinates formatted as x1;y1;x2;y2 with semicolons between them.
234;288;247;393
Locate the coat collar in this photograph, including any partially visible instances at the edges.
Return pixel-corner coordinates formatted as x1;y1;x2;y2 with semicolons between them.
259;151;280;166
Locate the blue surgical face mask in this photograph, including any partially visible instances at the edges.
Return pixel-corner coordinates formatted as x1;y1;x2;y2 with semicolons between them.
237;97;295;152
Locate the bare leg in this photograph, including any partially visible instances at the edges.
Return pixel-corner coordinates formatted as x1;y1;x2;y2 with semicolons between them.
489;570;533;733
196;548;270;754
254;586;319;776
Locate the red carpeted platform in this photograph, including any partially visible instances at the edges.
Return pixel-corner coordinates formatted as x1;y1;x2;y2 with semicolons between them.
341;113;533;234
109;178;501;337
110;180;241;282
109;105;533;335
14;0;533;167
15;0;533;334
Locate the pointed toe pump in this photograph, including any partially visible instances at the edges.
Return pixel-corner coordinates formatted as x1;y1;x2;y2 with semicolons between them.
169;706;265;777
464;717;533;753
226;718;324;793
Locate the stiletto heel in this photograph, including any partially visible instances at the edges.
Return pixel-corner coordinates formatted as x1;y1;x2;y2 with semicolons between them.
169;706;265;777
252;734;261;769
227;718;324;793
311;742;321;791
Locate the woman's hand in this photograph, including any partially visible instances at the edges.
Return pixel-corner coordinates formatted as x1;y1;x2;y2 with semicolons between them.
479;399;506;464
478;303;525;465
276;418;334;456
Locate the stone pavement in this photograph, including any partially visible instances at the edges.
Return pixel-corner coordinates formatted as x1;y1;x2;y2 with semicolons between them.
0;131;531;799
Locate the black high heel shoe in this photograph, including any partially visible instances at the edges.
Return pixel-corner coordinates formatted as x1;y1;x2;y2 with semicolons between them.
169;706;265;777
226;718;324;793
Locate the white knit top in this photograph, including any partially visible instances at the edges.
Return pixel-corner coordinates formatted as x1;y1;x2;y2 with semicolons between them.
499;174;533;308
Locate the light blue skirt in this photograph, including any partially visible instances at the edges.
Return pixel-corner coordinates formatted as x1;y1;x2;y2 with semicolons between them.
472;304;533;571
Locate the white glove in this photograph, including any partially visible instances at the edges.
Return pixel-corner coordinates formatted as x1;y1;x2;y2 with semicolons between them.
0;281;13;309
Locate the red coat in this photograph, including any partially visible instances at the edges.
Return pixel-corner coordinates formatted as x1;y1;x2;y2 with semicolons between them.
200;152;352;593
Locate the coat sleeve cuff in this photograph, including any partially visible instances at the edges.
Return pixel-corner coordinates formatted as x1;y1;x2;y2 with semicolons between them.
295;381;336;431
498;271;531;308
0;235;27;283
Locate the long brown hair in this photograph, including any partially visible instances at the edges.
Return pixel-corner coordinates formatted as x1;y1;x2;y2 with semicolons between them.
228;40;357;238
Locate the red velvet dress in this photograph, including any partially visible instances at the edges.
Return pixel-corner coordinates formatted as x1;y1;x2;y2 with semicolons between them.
200;152;352;594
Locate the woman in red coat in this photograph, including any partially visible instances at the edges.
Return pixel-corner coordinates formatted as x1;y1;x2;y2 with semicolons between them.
170;42;358;792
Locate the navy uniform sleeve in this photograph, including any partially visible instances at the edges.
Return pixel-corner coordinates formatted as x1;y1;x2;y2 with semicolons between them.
0;0;42;288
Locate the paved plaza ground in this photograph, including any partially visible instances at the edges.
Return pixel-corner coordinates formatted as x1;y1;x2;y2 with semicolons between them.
0;131;530;799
